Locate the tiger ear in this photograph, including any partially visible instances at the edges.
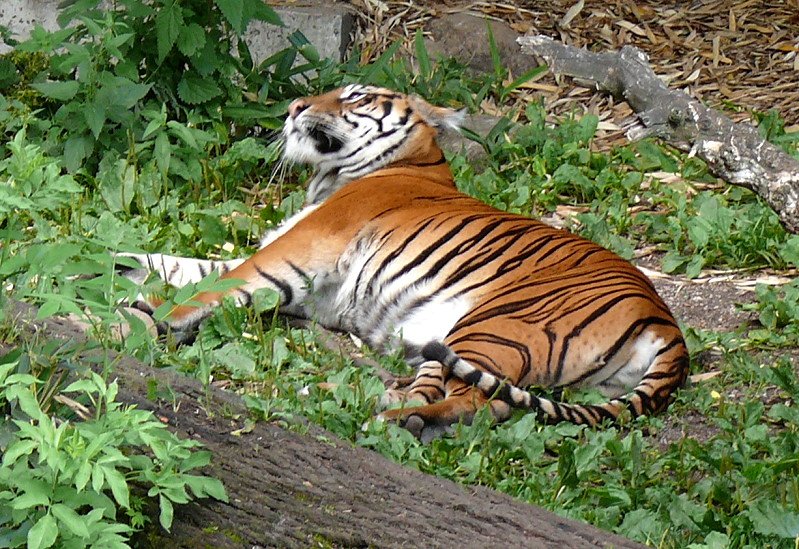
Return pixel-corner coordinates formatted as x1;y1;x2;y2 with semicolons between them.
409;96;465;133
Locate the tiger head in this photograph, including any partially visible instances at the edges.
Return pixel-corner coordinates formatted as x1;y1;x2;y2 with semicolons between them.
282;85;464;204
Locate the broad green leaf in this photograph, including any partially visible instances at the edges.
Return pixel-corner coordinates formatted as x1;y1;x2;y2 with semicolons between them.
12;490;50;510
184;474;228;502
243;0;282;25
166;121;199;149
253;287;280;314
51;503;90;538
179;450;212;472
155;1;183;62
62;135;92;173
746;500;799;538
211;342;256;377
215;0;243;33
91;463;105;494
74;461;92;492
686;531;730;549
158;494;174;531
103;79;151;110
30;80;79;101
27;513;58;549
84;100;107;139
8;386;44;421
153;132;171;174
177;72;222;105
103;467;130;509
0;58;19;88
1;438;36;467
177;22;206;57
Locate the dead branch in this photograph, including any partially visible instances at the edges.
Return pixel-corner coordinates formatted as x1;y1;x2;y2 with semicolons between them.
518;35;799;234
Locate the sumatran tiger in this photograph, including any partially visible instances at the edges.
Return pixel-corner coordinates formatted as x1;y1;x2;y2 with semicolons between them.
119;84;689;441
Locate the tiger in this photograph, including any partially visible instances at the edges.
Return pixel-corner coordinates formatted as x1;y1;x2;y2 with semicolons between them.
119;84;689;441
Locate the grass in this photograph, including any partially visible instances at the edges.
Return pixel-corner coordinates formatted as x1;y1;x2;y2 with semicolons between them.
1;2;799;548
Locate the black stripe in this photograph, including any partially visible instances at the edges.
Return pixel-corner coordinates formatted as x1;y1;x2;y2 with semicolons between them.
254;265;293;305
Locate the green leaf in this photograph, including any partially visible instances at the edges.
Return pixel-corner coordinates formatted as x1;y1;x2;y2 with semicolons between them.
84;99;107;139
243;0;282;26
746;500;799;538
51;503;90;538
780;235;799;267
30;80;79;101
63;136;93;173
27;513;58;549
2;438;37;467
413;29;430;79
661;251;686;274
103;467;130;509
211;342;256;377
177;22;206;57
155;1;183;63
184;475;228;502
158;494;174;531
686;531;730;549
215;0;243;33
0;58;19;89
103;78;151;110
179;450;212;472
74;461;92;492
199;477;228;502
177;72;222;104
11;490;50;510
253;288;280;314
154;132;171;174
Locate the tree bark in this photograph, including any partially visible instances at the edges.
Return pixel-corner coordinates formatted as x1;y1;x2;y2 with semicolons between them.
2;299;644;548
517;34;799;234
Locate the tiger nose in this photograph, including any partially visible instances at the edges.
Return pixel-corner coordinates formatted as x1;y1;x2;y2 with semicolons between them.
288;99;309;118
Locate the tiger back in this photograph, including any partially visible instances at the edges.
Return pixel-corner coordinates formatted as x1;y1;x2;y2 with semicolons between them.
122;84;689;441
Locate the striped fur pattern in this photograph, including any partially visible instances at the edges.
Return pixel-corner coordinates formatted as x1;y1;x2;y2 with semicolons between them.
121;85;689;440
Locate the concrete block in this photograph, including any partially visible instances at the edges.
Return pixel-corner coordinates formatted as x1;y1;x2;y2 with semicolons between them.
246;6;353;65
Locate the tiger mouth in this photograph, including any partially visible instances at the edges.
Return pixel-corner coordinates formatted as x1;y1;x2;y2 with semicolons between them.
308;126;344;154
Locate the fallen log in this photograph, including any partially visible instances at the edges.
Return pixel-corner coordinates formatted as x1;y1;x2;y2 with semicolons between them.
2;299;645;548
517;34;799;234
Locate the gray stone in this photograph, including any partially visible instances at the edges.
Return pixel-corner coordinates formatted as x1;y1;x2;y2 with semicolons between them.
245;6;353;66
425;12;537;78
0;0;63;54
439;113;514;163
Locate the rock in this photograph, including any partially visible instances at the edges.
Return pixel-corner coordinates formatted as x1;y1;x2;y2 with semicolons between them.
424;12;538;77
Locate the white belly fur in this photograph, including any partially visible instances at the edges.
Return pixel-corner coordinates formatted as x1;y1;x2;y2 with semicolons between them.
393;295;471;349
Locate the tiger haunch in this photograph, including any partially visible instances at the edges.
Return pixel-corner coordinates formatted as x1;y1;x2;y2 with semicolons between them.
120;84;690;439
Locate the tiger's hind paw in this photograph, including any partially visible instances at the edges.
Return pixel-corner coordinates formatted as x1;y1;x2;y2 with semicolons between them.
376;408;455;443
378;388;426;411
401;414;454;443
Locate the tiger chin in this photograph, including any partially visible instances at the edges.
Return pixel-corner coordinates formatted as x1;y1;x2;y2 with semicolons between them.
119;84;689;442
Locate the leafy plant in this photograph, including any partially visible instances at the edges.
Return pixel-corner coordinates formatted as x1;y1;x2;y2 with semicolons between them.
741;280;799;347
0;350;227;548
